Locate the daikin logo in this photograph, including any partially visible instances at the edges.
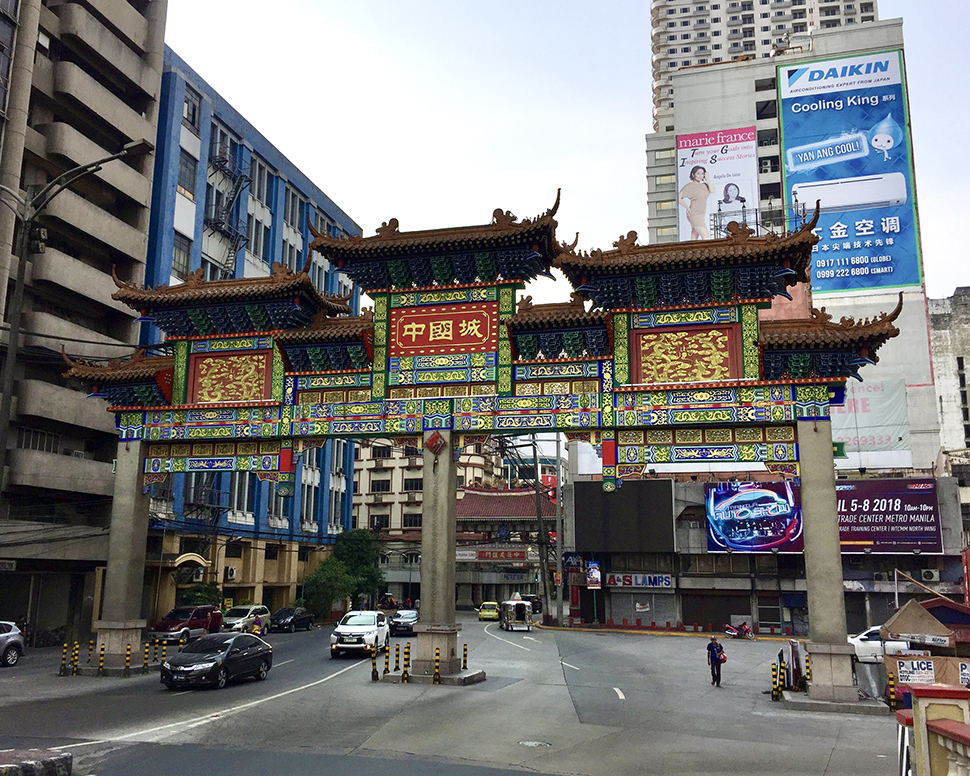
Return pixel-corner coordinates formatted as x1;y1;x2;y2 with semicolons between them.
787;60;890;87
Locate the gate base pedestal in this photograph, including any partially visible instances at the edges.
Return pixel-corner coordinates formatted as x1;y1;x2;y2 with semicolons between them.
806;641;857;703
410;623;463;677
95;619;146;668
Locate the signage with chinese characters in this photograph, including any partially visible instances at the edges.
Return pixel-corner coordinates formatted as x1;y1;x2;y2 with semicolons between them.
456;548;539;562
389;302;498;357
778;50;921;293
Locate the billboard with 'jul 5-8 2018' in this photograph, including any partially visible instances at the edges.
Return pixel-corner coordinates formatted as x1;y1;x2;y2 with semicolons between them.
778;50;921;295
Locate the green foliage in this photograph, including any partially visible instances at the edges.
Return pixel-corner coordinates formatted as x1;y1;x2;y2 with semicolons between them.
302;557;355;619
333;529;385;608
177;582;222;607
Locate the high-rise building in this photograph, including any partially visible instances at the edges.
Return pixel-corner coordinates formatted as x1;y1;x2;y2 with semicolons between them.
644;19;940;475
0;1;166;644
141;48;361;616
650;0;879;130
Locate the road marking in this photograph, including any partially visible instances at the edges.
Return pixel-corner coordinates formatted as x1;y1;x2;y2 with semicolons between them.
483;624;530;651
560;660;580;670
276;659;294;666
52;660;364;750
613;687;625;700
523;636;542;643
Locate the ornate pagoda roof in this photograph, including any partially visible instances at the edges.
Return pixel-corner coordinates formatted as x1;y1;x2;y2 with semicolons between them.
307;193;564;291
505;292;609;331
111;264;352;316
274;309;374;344
62;349;174;383
456;486;557;520
760;294;903;352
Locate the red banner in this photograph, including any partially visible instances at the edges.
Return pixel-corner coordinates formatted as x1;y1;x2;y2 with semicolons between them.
389;302;498;357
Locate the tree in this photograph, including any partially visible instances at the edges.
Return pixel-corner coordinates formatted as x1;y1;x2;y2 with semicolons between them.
302;557;354;620
177;582;222;607
333;529;385;608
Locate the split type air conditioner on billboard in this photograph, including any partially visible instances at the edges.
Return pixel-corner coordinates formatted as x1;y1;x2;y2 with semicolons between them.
225;566;237;581
873;572;889;582
921;569;940;582
791;172;907;214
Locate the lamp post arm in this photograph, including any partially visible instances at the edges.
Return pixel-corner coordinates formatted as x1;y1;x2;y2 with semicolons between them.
29;163;107;216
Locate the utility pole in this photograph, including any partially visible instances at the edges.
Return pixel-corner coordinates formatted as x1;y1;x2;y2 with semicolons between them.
532;437;552;624
555;433;564;626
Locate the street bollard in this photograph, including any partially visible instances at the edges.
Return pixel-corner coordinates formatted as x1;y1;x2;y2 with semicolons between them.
97;643;106;676
87;639;94;664
887;671;898;711
59;643;68;676
394;644;400;672
179;635;185;651
384;643;390;676
402;642;410;684
161;641;167;662
143;642;150;670
771;661;779;701
805;653;811;685
780;660;788;692
124;643;131;678
371;645;379;682
153;639;158;663
433;647;441;685
71;641;80;676
462;643;468;671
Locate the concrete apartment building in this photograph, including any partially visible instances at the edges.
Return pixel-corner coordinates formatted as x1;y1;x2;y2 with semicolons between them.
142;48;361;617
0;1;166;644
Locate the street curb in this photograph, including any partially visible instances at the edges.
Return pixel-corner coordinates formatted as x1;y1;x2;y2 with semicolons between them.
0;749;72;776
533;623;798;642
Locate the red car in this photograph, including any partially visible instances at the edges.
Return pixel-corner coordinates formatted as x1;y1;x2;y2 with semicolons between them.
149;605;223;643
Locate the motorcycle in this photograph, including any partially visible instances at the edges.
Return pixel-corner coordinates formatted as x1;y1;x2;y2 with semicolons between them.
724;622;755;640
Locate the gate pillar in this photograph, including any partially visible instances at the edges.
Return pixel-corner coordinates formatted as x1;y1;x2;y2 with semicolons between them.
797;417;856;702
411;429;462;676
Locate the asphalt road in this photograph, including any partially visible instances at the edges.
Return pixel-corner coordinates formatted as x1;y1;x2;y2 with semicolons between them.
0;614;897;776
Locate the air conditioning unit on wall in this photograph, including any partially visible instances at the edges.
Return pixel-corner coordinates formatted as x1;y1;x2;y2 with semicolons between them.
873;572;889;582
921;569;941;582
225;567;237;581
192;567;205;582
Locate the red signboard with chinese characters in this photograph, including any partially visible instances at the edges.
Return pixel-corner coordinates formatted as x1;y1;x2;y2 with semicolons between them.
389;302;498;357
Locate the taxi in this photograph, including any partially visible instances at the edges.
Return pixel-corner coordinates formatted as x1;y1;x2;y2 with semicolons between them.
478;601;500;621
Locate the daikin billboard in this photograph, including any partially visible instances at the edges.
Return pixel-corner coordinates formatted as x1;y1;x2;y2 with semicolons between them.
778;50;921;294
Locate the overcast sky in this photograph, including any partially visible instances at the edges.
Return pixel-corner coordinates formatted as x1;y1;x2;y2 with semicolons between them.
164;1;966;303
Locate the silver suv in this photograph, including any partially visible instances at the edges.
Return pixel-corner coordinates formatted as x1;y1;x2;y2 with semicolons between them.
0;621;25;667
330;611;390;658
223;605;271;635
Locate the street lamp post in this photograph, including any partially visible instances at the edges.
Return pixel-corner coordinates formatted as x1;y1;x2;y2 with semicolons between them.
0;139;154;506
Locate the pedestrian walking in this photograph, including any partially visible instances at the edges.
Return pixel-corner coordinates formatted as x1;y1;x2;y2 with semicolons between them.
415;598;421;611
707;635;724;687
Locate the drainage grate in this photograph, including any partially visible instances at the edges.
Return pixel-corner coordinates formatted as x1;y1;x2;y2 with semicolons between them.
518;741;552;748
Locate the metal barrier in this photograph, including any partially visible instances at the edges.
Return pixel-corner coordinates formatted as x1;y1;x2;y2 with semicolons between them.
97;644;106;676
462;643;468;671
805;652;811;684
384;643;390;676
433;647;441;685
86;639;94;664
143;642;150;670
887;670;898;711
59;643;68;676
124;643;131;678
70;641;79;676
370;644;379;682
771;661;779;701
394;644;400;673
402;642;410;683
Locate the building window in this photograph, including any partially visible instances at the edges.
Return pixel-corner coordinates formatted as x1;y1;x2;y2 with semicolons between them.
370;513;390;530
16;427;59;453
456;475;465;488
250;156;269;204
404;445;419;457
371;477;391;493
264;544;279;560
403;513;422;528
268;483;288;521
172;232;192;279
655;148;676;161
403;478;423;492
224;540;243;559
657;200;678;211
657;226;678;237
182;86;201;133
177;150;197;199
372;445;392;459
230;472;254;513
301;479;317;525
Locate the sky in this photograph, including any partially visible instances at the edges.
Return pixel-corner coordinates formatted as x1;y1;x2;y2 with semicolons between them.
164;1;968;303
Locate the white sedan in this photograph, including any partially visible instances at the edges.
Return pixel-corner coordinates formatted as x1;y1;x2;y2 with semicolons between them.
330;611;390;658
847;626;910;663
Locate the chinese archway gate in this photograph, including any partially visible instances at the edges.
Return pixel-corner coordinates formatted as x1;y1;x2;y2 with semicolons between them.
68;192;901;697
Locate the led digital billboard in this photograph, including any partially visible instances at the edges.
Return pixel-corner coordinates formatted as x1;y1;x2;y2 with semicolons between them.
778;50;921;294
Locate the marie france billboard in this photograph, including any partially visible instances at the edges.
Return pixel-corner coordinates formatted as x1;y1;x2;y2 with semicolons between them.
706;478;941;554
676;127;757;242
778;50;921;294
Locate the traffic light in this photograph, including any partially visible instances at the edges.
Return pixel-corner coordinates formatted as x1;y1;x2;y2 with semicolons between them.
28;226;46;254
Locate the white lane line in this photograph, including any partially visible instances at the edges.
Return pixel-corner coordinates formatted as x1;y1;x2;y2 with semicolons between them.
52;660;364;750
523;636;542;643
560;660;580;670
483;624;530;651
276;659;294;666
613;687;625;700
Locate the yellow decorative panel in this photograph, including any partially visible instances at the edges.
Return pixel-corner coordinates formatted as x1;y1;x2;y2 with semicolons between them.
766;426;795;442
544;381;570;395
675;429;703;444
237;442;258;456
171;444;191;457
349;390;372;402
192;353;269;403
735;427;764;442
637;329;733;383
324;390;345;403
618;431;644;445
471;384;497;396
647;429;674;444
573;380;599;394
416;387;441;398
389;388;414;399
191;443;213;457
443;385;468;396
259;441;281;454
704;428;733;444
148;444;168;457
214;443;236;456
516;383;540;396
299;391;322;405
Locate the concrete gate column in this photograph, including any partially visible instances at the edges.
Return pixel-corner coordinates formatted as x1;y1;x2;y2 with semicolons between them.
797;417;855;702
95;440;150;667
411;429;461;676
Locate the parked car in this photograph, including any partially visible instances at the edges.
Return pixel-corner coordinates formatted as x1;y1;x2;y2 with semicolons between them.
148;605;223;643
223;605;271;635
330;611;390;658
522;594;543;615
270;607;314;632
0;621;25;667
847;626;911;663
478;602;499;621
160;632;272;690
389;609;418;636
